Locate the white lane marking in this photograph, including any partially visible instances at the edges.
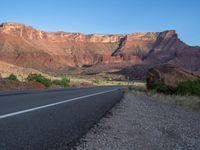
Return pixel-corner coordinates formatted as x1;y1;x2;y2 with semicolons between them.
0;89;119;120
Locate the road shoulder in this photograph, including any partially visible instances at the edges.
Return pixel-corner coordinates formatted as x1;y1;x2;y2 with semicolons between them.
75;92;200;150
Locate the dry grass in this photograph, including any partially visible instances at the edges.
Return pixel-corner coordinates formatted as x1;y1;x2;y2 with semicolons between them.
0;61;92;87
0;60;146;87
0;61;45;80
147;92;200;110
127;82;200;111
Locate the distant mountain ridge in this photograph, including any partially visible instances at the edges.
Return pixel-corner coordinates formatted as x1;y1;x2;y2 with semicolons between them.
0;22;199;78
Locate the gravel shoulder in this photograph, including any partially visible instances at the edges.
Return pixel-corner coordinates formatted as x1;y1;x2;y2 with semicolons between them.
75;92;200;150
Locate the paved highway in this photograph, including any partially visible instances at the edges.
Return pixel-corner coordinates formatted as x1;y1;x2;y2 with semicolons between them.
0;86;124;150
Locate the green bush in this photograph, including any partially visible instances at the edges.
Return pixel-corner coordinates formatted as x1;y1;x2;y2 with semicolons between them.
106;76;113;81
52;79;61;85
6;74;18;81
152;80;172;94
176;79;200;97
93;79;100;84
52;77;70;87
27;74;52;87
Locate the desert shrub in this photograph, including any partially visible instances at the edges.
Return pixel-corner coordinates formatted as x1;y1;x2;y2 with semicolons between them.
52;79;62;86
93;79;100;84
128;85;134;90
106;76;113;81
60;77;70;87
52;77;70;87
176;79;200;97
152;80;172;94
118;82;122;86
27;74;52;87
6;74;18;81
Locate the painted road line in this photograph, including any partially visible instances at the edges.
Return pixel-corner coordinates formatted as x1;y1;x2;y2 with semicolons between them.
0;88;119;120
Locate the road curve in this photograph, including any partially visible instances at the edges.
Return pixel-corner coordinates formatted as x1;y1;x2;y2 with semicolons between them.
0;86;124;150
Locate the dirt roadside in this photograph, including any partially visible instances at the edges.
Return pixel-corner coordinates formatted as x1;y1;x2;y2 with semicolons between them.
75;92;200;150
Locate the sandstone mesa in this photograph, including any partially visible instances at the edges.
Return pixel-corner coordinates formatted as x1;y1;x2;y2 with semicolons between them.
0;22;199;78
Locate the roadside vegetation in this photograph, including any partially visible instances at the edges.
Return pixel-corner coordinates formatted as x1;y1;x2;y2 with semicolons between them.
151;79;200;97
151;80;172;94
52;77;70;87
1;72;134;89
26;74;70;87
6;73;19;81
1;70;137;88
127;79;200;111
27;74;52;87
176;79;200;97
1;73;71;88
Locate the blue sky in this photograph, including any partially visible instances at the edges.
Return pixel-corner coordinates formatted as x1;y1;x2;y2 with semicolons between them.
1;0;199;45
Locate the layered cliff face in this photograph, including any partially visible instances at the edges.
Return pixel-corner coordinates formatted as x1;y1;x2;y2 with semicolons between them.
0;22;199;75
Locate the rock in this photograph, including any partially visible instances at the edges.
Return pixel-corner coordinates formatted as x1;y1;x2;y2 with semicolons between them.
0;22;200;76
146;64;200;91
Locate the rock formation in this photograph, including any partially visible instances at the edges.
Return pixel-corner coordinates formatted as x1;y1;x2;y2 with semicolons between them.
0;22;199;77
146;64;200;91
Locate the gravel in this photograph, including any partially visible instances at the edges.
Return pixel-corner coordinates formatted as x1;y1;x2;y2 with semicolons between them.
75;93;200;150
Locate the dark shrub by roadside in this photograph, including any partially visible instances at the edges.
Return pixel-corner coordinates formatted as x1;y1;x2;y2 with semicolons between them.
52;77;70;87
150;79;200;97
176;79;200;97
27;74;51;87
27;74;70;88
151;80;172;94
6;74;18;81
93;79;100;84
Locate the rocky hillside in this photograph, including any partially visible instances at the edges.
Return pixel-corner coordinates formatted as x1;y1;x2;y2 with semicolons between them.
0;60;45;79
0;22;199;77
146;64;200;91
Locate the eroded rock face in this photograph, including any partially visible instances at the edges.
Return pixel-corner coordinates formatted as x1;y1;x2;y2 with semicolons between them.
0;22;125;42
0;22;199;75
146;64;200;91
120;30;200;79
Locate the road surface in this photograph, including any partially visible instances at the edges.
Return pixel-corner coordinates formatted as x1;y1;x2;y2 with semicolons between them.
0;86;124;150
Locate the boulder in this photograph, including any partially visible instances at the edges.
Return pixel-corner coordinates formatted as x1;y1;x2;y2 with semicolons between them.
146;64;200;91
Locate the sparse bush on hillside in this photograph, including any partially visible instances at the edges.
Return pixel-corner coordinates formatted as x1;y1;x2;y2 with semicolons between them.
26;74;71;88
26;74;52;87
52;79;62;86
6;74;18;81
52;77;70;87
93;79;100;84
176;79;200;97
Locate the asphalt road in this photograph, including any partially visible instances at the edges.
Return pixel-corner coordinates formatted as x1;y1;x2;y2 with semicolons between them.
0;86;124;150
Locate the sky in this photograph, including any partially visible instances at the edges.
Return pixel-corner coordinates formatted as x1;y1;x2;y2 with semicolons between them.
1;0;199;46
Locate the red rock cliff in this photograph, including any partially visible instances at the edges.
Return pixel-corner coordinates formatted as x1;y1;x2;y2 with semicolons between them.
0;22;199;74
